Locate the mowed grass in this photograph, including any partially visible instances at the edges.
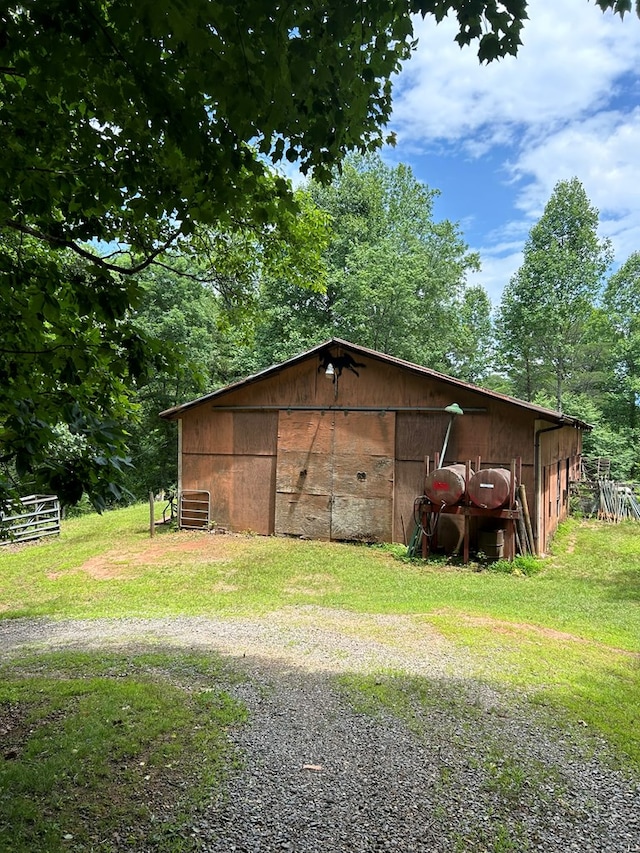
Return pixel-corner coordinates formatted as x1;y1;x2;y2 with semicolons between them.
0;649;246;853
1;506;638;646
1;505;640;768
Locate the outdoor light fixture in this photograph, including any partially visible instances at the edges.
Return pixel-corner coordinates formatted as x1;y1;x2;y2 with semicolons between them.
325;362;335;378
441;402;464;464
445;402;464;416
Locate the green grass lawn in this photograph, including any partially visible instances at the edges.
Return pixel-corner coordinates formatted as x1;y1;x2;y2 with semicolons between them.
2;507;638;646
0;649;246;853
3;504;639;654
1;505;639;851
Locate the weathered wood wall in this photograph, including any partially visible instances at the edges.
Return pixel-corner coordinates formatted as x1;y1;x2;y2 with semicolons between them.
275;410;394;541
181;408;278;534
392;400;537;546
537;423;582;551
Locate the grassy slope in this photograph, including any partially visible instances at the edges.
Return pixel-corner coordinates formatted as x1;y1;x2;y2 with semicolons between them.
1;506;639;765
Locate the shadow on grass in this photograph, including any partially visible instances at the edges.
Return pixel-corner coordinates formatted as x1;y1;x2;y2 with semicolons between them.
601;568;640;603
1;642;639;853
0;647;246;853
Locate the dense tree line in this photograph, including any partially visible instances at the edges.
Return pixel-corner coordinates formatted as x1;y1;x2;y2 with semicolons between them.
6;160;639;504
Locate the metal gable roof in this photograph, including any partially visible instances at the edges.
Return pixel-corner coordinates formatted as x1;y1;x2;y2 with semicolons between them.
159;337;591;430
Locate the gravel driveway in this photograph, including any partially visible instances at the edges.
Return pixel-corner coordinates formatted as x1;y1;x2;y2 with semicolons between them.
1;609;639;852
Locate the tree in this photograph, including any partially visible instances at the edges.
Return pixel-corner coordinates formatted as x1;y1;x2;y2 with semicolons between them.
0;200;327;509
120;199;329;500
0;230;164;508
450;286;494;383
495;178;613;411
561;391;638;480
3;0;634;270
602;252;640;433
495;276;550;402
0;1;635;506
252;155;483;372
120;264;223;499
576;251;640;478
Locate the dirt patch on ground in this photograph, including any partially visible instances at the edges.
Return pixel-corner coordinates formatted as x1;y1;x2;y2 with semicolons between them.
71;551;139;580
457;613;640;658
74;532;250;579
462;614;590;644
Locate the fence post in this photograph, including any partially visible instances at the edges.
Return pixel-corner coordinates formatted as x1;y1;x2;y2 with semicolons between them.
149;491;155;538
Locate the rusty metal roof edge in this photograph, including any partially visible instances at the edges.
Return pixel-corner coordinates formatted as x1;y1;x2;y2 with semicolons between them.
158;337;592;429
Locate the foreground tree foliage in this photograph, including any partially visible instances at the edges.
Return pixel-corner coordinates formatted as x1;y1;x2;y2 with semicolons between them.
0;0;636;506
0;231;165;507
4;1;634;263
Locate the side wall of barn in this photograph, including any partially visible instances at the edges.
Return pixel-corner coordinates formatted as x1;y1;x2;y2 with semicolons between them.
536;422;583;553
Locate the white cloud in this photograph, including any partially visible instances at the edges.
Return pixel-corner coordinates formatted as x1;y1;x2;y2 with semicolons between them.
510;108;640;215
504;108;640;268
393;0;640;147
467;245;524;306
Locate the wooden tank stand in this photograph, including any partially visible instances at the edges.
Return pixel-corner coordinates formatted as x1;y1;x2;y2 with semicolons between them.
420;457;522;563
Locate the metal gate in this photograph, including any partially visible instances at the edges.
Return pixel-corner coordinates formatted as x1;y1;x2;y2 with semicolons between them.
0;494;61;544
179;490;211;530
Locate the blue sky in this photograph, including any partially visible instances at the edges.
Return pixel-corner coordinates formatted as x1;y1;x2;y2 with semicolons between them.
384;0;640;304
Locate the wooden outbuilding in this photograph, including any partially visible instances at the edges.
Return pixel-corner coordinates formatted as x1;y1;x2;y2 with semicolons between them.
159;338;589;555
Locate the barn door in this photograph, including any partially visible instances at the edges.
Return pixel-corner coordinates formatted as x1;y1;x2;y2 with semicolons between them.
275;410;395;541
275;411;334;539
331;411;395;541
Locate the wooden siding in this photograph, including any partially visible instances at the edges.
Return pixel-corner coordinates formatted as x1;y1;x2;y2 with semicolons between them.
275;410;394;541
173;344;583;550
332;411;394;542
181;409;278;456
392;407;536;545
275;411;334;538
214;355;472;412
181;409;277;534
537;424;582;552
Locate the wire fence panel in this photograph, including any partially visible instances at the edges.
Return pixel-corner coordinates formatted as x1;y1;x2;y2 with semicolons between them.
0;495;61;544
597;481;640;522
